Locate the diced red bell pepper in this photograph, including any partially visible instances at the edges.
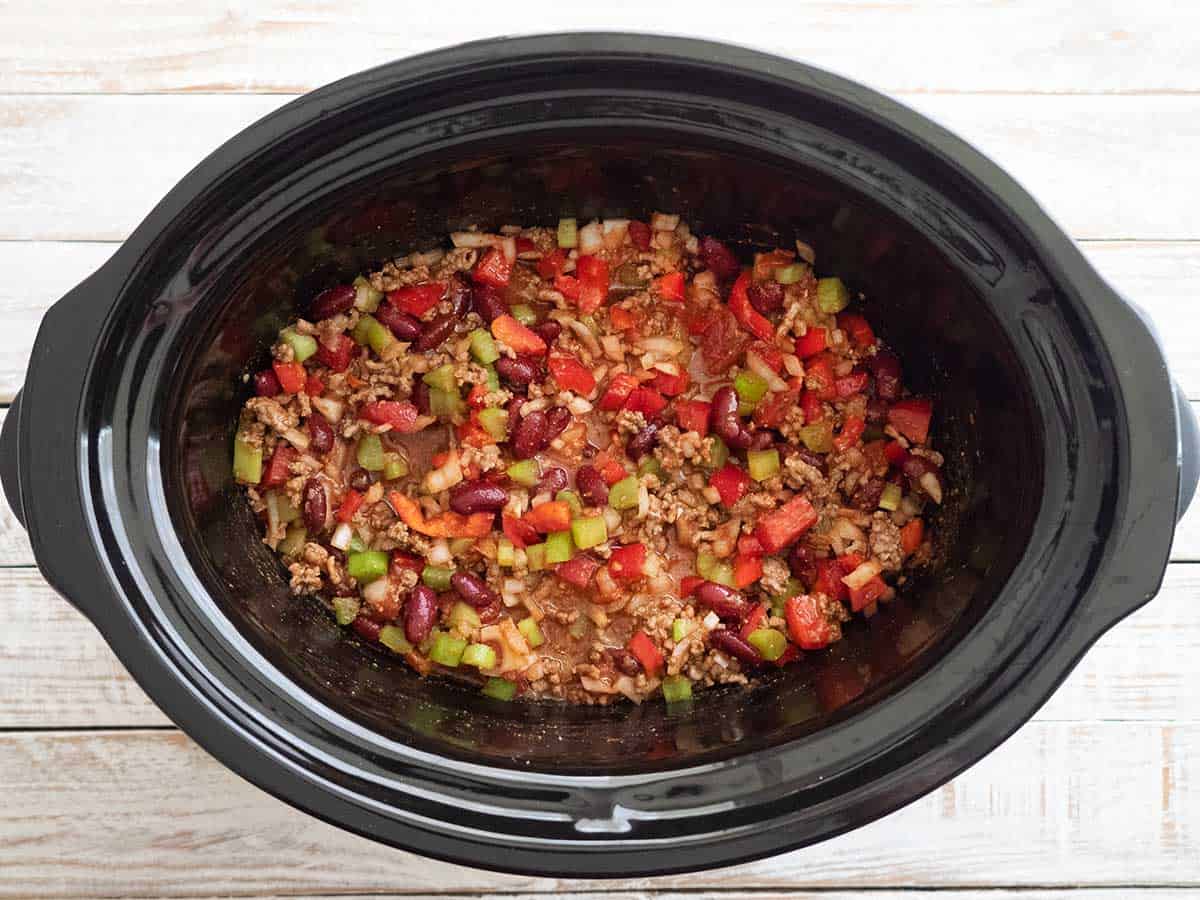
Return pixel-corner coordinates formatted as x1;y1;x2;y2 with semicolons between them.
833;414;866;453
594;454;628;486
272;360;307;394
623;386;668;416
737;533;765;556
599;373;639;411
785;594;841;650
575;255;609;313
837;312;876;349
848;574;890;613
627;630;664;677
387;282;445;317
733;554;764;588
836;552;865;572
753;388;800;429
710;463;751;507
754;494;818;553
654;271;687;303
728;270;775;342
549;355;597;395
523;500;572;534
628;220;652;251
554;274;581;300
609;542;647;581
314;333;356;373
888;398;933;445
834;370;870;400
795;327;828;359
680;575;705;598
557;554;600;587
650;368;689;397
814;558;848;601
502;513;539;550
491;314;548;356
609;306;638;331
467;383;490;410
884;440;909;465
360;400;420;433
804;354;836;401
262;444;297;488
800;389;824;424
738;602;768;640
472;247;512;288
537;248;569;280
305;374;325;396
675;399;712;436
336;489;364;523
900;518;925;556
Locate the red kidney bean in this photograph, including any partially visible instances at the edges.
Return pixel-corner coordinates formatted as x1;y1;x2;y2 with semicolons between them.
699;236;740;281
450;571;499;609
352;615;383;642
302;478;328;532
710;386;752;449
545;406;573;440
307;412;334;454
626;423;659;459
375;302;422;341
495;355;541;387
575;465;610;507
505;396;525;426
788;543;817;584
710;629;764;666
538;466;568;495
749;429;775;450
253;369;281;397
747;280;785;316
694;581;752;621
533;321;562;345
786;446;826;472
868;350;903;402
477;597;503;625
449;480;509;514
404;584;438;644
472;283;509;322
348;467;372;492
609;648;642;676
851;477;885;511
446;275;472;317
512;409;551;459
310;284;357;321
414;313;456;351
413;380;431;415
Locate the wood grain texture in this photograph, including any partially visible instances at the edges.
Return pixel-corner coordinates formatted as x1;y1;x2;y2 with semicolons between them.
138;895;1200;900
1;1;1199;96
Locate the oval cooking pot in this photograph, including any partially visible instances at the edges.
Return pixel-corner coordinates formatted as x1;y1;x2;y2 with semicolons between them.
2;33;1197;877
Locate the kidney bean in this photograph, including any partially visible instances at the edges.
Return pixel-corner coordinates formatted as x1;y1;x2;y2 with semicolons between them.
495;355;541;387
446;275;472;317
694;580;752;621
375;303;422;341
253;369;281;397
512;409;551;459
477;597;503;625
709;629;764;667
545;406;573;440
785;446;826;472
472;283;509;322
505;396;525;426
710;386;752;449
449;480;509;514
699;236;740;281
749;429;775;450
538;466;568;495
747;280;785;316
412;379;431;415
868;350;903;402
609;648;642;676
450;571;500;609
414;313;456;352
404;584;439;645
533;321;562;345
575;465;610;507
309;284;356;321
352;616;383;642
788;543;817;584
626;423;659;459
348;467;372;492
851;477;885;511
302;478;328;532
307;412;334;455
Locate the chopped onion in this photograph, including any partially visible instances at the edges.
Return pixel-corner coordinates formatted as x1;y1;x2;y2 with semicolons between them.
523;594;545;621
636;336;684;356
281;427;310;451
578;222;604;254
330;522;353;550
746;350;788;392
311;396;344;423
450;231;499;248
595;566;618;599
361;575;390;606
702;611;720;630
428;538;452;566
422;450;463;494
561;316;601;357
580;675;620;695
919;471;944;504
587;604;609;628
794;239;816;265
842;559;883;591
782;353;804;378
603;506;623;532
567;396;593;415
651;361;680;377
499;236;517;263
650;212;679;231
637;484;650;520
600;334;624;362
614;675;645;703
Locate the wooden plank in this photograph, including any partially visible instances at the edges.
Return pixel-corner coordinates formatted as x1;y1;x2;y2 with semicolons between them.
125;894;1200;900
1;1;1199;96
0;722;1196;896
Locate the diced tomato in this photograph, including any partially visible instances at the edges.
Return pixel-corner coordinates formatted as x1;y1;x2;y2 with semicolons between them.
675;399;712;436
575;255;609;313
609;306;638;331
654;271;686;303
515;236;535;254
738;602;769;639
733;554;764;589
753;388;800;429
623;386;668;416
834;370;870;400
262;444;297;488
272;361;306;394
795;327;827;359
785;594;841;650
800;389;824;423
749;341;785;373
888;398;933;445
314;333;356;373
728;270;775;342
837;312;876;349
836;551;865;572
680;575;705;598
387;282;445;317
848;574;890;613
710;463;751;507
472;247;512;288
684;304;718;336
523;500;572;534
391;552;424;576
900;518;925;556
737;533;765;556
884;440;909;465
557;554;600;587
360;400;420;433
813;558;847;601
537;248;569;280
650;368;689;396
627;630;664;677
594;453;628;486
804;355;836;401
466;383;490;410
628;220;652;251
599;373;639;411
305;374;325;396
502;513;539;550
833;415;866;453
549;355;597;395
336;489;364;523
609;543;647;581
699;307;750;374
754;494;818;553
554;274;581;300
457;418;496;447
491;314;548;356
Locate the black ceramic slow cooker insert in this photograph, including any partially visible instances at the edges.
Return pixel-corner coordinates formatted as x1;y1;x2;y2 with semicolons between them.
2;34;1197;877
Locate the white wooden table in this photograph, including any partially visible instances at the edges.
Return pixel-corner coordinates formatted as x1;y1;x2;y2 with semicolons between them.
2;4;1199;897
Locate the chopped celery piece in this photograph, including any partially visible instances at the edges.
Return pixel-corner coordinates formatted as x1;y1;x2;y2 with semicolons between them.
477;407;508;440
274;492;301;523
383;453;408;481
816;276;850;314
353;275;383;313
379;625;413;654
422;565;455;591
347;533;367;554
738;399;757;417
497;537;516;567
332;595;359;626
769;593;787;618
696;551;718;580
517;617;545;648
281;328;318;363
428;387;464;418
469;328;500;364
448;601;481;632
607;475;639;510
798;422;833;454
422;364;458;393
545;530;574;564
747;628;788;661
707;435;729;470
711;563;736;588
484;364;501;392
429;631;467;667
570;515;608;550
510;303;537;326
672;618;693;643
734;371;769;405
233;436;263;484
662;675;693;704
879;482;902;511
278;525;307;558
357;433;385;470
351;316;372;346
346;550;389;582
557;217;578;248
774;263;806;284
556;490;583;517
568;616;590;639
506;459;540;487
461;642;497;669
526;542;548;572
638;456;664;479
747;448;781;482
364;316;393;355
482;677;517;700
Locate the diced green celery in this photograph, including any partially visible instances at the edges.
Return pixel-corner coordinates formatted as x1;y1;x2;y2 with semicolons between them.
738;399;756;416
569;616;590;639
517;617;545;648
347;533;367;554
422;364;458;393
798;422;834;454
364;316;393;355
607;475;639;510
747;628;788;661
469;328;501;364
347;550;389;582
448;601;481;632
461;642;497;669
770;593;787;618
672;619;693;643
570;515;607;550
545;530;574;564
274;492;301;523
233;436;263;484
734;371;769;405
351;316;372;345
484;364;501;391
477;407;508;441
379;625;414;654
556;490;583;517
353;275;383;313
747;448;781;482
497;537;516;567
638;456;664;479
429;631;467;667
482;677;518;700
710;562;735;588
526;542;548;572
278;525;307;558
557;217;578;248
422;565;455;591
817;276;850;314
879;482;902;511
332;595;359;626
662;675;693;704
774;264;806;285
697;551;717;580
707;435;729;470
383;453;408;481
510;303;537;326
506;459;540;487
281;328;318;363
428;387;464;418
357;433;385;470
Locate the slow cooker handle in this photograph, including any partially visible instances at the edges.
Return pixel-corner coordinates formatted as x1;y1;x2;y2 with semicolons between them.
1176;381;1199;522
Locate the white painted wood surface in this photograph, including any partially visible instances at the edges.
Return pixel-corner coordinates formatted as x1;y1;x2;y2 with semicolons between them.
2;4;1199;897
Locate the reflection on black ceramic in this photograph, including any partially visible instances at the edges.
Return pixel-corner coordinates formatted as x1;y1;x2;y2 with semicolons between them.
0;34;1195;877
